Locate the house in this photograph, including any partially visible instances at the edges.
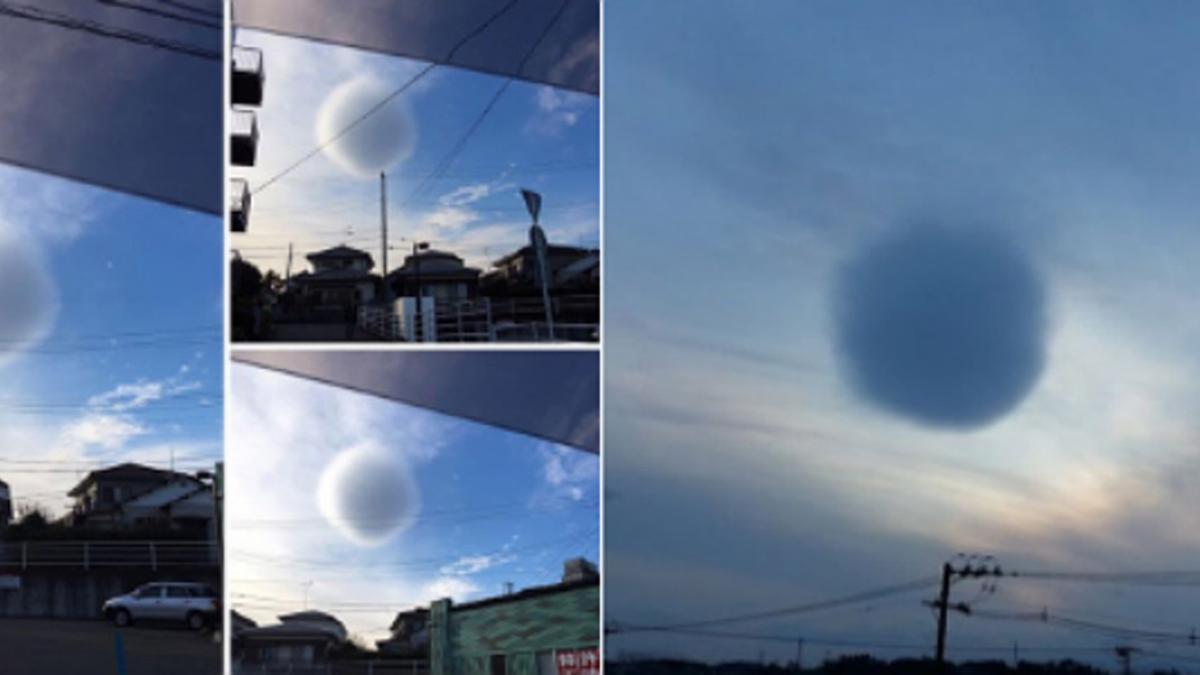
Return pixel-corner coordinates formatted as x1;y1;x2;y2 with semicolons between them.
235;610;348;669
376;607;430;658
231;609;258;637
428;558;600;675
0;478;11;530
291;245;382;312
66;463;214;533
481;244;600;297
386;249;481;303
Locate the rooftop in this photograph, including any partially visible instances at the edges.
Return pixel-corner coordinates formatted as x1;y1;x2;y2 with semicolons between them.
67;463;190;497
307;244;373;261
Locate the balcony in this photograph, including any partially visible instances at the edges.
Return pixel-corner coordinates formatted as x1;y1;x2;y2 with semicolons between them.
231;45;264;107
230;178;250;233
231;108;258;167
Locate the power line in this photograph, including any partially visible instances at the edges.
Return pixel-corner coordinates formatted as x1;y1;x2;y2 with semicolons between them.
249;62;437;197
96;0;222;30
606;625;1119;657
1009;570;1200;587
229;497;596;528
154;0;220;19
249;0;523;197
229;528;598;572
0;325;220;345
970;608;1200;646
612;576;940;634
0;1;219;59
405;0;574;203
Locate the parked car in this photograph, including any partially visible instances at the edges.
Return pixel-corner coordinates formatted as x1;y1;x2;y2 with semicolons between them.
102;582;220;629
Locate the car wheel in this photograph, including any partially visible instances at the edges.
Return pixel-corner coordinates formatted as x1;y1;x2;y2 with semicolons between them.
186;611;207;631
113;609;131;627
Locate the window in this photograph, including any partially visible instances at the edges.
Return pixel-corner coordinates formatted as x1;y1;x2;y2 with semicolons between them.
134;586;161;599
166;587;190;598
490;654;507;675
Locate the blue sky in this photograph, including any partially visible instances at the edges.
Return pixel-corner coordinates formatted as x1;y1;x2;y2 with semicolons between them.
227;363;599;642
605;1;1200;669
0;164;223;514
231;29;598;276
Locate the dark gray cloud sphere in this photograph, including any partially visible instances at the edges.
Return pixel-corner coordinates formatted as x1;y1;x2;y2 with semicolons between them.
833;224;1047;429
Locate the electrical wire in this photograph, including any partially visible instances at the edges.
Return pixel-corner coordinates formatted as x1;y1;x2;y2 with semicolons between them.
0;1;219;59
613;576;940;633
248;0;523;197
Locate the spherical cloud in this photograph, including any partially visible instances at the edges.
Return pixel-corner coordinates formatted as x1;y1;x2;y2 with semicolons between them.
0;227;58;367
317;442;419;546
316;76;418;177
833;223;1047;429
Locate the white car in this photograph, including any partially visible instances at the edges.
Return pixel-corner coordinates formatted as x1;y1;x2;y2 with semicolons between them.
102;582;219;630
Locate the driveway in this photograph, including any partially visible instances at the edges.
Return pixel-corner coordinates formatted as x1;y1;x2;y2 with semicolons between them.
0;618;220;675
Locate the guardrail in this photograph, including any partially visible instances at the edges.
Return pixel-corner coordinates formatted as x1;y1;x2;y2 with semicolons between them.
0;541;219;571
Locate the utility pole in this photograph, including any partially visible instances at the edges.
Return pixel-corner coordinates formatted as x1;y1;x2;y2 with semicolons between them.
928;556;1006;671
935;562;952;667
285;242;293;284
380;172;389;297
1115;646;1137;675
796;638;804;672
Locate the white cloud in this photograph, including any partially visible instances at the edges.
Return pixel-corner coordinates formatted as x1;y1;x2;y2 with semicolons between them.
62;414;147;450
529;86;592;136
423;576;480;601
423;205;480;232
440;553;517;576
87;376;202;411
439;183;492;207
537;443;598;503
227;363;452;638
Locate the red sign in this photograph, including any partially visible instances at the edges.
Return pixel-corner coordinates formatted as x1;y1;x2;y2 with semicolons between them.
557;648;600;675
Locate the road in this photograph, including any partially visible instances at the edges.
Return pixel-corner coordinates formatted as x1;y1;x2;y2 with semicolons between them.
0;618;220;675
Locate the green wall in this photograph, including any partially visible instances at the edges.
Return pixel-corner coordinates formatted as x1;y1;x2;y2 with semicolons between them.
431;584;599;675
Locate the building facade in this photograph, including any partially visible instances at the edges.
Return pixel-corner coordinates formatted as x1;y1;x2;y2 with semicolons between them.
429;560;599;675
388;249;482;303
292;245;381;311
66;463;214;533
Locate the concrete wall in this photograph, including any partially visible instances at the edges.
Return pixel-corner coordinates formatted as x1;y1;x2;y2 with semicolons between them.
431;584;599;675
0;567;220;618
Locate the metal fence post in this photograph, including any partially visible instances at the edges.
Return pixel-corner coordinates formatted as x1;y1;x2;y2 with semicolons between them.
20;542;27;571
149;542;157;571
83;542;89;570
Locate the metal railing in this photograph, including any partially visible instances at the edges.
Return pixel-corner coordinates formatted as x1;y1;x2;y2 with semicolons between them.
233;661;427;675
0;541;219;570
358;306;403;340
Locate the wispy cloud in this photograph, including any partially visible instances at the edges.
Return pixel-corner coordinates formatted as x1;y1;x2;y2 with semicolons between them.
440;552;518;576
529;86;592;136
87;375;202;412
61;414;148;450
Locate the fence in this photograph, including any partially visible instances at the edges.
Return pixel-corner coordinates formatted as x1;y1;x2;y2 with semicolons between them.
233;661;428;675
0;541;219;571
358;297;598;343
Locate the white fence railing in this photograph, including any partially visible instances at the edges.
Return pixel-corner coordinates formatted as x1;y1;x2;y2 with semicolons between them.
358;297;597;343
0;541;219;570
233;661;427;675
